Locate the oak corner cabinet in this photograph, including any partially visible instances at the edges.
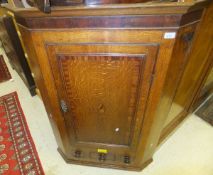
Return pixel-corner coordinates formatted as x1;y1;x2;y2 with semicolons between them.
9;0;213;171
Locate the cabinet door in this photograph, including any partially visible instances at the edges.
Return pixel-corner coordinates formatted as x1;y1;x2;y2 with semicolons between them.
46;43;158;164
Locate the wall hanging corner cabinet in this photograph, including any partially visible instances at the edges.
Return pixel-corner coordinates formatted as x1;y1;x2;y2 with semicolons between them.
7;0;213;171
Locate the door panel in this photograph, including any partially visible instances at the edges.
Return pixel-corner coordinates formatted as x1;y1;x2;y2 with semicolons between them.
46;43;158;160
58;54;144;145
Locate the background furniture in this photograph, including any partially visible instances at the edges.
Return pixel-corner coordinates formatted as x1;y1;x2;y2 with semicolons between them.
5;0;213;171
29;0;155;13
0;0;8;4
0;8;36;95
7;0;23;7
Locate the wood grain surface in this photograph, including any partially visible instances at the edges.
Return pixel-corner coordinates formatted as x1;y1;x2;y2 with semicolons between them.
58;54;144;146
14;0;212;170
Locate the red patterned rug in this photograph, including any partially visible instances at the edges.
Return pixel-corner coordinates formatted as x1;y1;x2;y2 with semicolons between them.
0;55;11;83
0;92;44;175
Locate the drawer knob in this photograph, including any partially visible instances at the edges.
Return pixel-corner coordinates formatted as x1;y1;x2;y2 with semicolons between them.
74;150;81;158
124;155;130;164
98;153;106;161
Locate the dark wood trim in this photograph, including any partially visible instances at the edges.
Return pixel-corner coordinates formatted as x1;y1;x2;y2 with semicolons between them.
180;9;203;26
15;15;181;29
15;10;202;29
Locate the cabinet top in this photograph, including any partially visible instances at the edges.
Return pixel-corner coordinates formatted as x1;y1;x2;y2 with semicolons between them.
2;0;211;30
2;0;211;16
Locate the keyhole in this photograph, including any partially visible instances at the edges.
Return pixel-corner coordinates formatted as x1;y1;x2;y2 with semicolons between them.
98;104;105;113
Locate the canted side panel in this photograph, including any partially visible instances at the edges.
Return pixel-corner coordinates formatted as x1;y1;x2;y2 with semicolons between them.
58;55;145;146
